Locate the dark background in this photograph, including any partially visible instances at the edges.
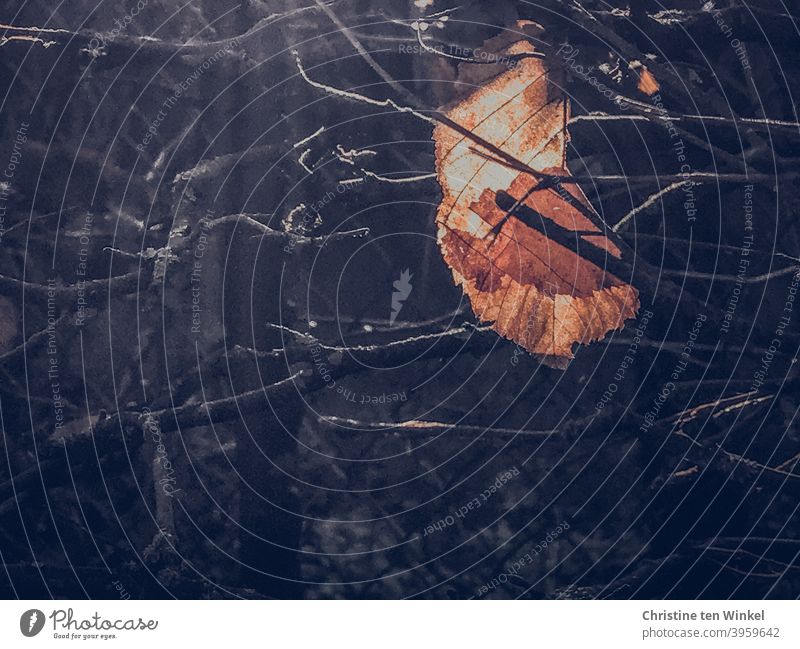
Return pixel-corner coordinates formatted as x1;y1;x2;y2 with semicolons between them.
0;0;798;599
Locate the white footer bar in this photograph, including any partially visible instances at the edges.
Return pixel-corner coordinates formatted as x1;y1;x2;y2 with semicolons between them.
1;600;796;648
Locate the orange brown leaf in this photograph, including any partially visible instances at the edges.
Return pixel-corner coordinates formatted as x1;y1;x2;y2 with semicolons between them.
433;23;639;368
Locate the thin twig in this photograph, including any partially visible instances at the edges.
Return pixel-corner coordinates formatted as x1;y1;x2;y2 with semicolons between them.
301;307;467;332
293;50;435;124
717;445;800;480
361;170;437;183
265;321;491;353
0;269;142;298
613;181;695;232
318;415;557;437
662;266;800;283
571;111;800;131
313;0;416;103
0;312;71;363
135;370;306;433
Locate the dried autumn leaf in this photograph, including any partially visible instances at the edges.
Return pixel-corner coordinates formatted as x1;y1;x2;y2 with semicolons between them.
433;22;639;368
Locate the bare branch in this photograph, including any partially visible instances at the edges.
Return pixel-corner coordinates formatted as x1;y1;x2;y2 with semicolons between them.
613;180;695;232
0;22;69;48
318;415;558;438
293;51;436;125
138;370;306;433
662;266;800;283
571;111;800;131
717;445;800;480
204;213;370;246
0;268;143;299
313;0;416;103
0;312;71;363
